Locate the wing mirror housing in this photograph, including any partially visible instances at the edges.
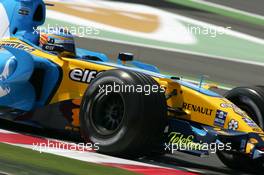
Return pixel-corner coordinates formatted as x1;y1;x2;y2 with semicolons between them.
118;52;134;64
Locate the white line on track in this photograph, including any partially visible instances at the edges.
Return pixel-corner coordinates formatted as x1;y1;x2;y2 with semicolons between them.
0;129;15;134
192;0;264;20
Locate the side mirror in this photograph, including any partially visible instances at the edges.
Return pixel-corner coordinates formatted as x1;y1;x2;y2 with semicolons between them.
118;52;134;64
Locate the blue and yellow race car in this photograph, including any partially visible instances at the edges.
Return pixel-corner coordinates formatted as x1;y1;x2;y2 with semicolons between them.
0;0;263;172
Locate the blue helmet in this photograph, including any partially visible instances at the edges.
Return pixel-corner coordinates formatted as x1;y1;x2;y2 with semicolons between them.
39;28;76;57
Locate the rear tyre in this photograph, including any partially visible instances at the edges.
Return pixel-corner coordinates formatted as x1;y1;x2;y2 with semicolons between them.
79;69;167;157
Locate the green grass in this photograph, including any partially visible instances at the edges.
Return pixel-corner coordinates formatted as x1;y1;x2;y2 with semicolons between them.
0;143;140;175
167;0;264;26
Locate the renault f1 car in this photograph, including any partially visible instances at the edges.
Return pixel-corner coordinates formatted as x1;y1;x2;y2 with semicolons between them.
0;0;264;172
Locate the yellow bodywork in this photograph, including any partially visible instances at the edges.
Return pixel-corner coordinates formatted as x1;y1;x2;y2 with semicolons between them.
1;38;263;135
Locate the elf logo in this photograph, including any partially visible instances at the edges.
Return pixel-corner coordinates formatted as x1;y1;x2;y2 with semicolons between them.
69;68;101;83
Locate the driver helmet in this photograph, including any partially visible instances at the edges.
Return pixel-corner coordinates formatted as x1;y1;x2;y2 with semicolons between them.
39;28;76;57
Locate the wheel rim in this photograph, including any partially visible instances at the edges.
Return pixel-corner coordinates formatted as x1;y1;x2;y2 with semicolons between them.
91;92;125;136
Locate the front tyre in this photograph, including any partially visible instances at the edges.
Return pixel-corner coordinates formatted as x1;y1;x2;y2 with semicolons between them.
79;69;167;157
217;86;264;171
217;151;263;172
224;86;264;129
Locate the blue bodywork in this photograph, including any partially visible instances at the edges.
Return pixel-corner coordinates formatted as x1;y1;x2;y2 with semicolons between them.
0;47;35;111
0;0;45;43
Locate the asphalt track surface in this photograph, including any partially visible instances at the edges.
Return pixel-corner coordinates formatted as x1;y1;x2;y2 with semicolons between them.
205;0;264;16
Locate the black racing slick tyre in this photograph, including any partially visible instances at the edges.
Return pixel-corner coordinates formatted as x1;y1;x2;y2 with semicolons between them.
79;69;167;157
217;86;264;172
217;151;263;172
224;86;264;129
